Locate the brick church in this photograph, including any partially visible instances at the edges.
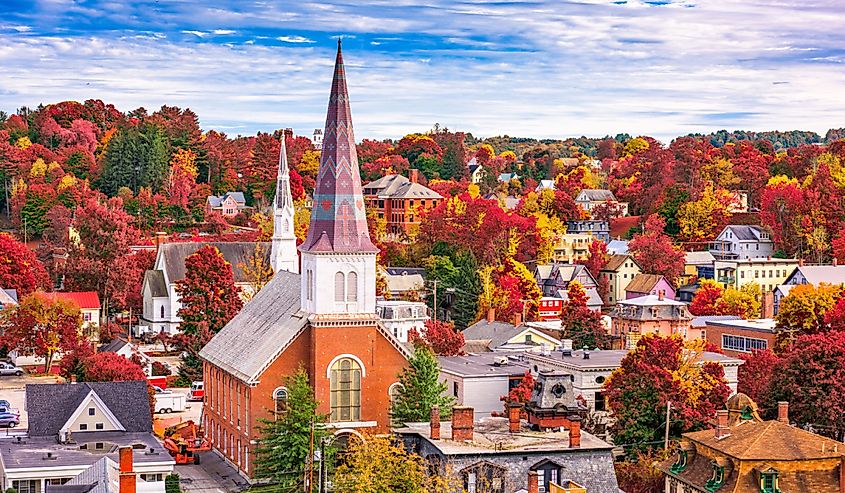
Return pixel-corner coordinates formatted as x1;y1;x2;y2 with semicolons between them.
199;41;411;478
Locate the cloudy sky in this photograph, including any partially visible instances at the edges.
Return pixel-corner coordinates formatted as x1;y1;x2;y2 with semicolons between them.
1;0;843;141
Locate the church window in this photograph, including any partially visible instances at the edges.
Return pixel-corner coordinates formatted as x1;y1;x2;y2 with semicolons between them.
160;305;165;319
388;382;404;405
347;272;358;302
283;218;290;232
330;358;361;422
335;272;346;302
307;270;314;301
273;387;288;418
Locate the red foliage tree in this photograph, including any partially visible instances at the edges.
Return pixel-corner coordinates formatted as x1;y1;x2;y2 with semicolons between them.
82;352;147;382
628;214;685;284
0;233;51;296
175;245;243;336
500;371;535;412
357;139;393;164
688;281;724;316
737;349;779;410
582;240;610;301
759;178;805;256
2;292;83;373
408;320;465;356
825;298;845;332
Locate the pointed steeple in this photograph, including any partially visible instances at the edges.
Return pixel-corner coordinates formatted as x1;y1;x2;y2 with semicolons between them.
299;40;378;254
271;136;298;274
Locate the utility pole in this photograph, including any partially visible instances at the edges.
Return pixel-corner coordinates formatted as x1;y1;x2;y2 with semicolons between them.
318;438;327;493
432;279;439;322
664;401;672;450
306;417;315;493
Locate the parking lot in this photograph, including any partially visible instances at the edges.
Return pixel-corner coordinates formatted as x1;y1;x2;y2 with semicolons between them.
0;372;64;430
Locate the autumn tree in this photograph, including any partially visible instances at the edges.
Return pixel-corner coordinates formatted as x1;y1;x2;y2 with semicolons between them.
238;243;273;300
688;280;724;316
628;214;685;284
253;368;332;489
176;245;243;335
409;320;465;356
0;232;51;296
676;185;734;243
737;349;780;413
1;292;83;373
604;335;730;451
82;352;147;382
391;346;454;425
500;371;535;412
560;281;608;349
333;434;461;493
166;148;198;215
689;280;760;319
775;283;843;348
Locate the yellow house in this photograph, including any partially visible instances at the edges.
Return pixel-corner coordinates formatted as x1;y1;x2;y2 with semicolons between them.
553;232;595;263
714;258;799;293
462;316;562;352
600;254;642;305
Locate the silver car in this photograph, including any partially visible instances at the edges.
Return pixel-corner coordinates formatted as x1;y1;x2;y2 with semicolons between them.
0;362;23;377
0;412;19;428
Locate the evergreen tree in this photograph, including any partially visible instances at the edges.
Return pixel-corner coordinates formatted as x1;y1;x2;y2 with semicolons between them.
391;346;454;425
141;124;171;193
451;251;481;329
253;368;332;490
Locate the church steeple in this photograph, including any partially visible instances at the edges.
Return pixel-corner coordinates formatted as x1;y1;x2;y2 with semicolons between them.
271;136;298;274
299;40;378;254
300;41;378;315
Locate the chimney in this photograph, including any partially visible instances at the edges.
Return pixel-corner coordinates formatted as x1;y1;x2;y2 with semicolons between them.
834;258;839;267
155;232;167;250
799;258;805;267
119;446;136;493
528;471;540;493
451;406;474;442
487;308;496;324
508;403;521;433
778;401;789;424
761;291;774;319
409;169;419;184
658;289;665;301
568;416;581;448
715;410;730;440
583;347;590;360
513;312;523;327
430;406;441;440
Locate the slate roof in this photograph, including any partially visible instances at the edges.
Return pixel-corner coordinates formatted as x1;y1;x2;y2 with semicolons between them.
206;192;247;207
142;270;167;297
97;339;129;354
158;242;268;284
199;270;307;383
46;292;101;309
556;287;603;308
684;251;715;265
26;381;153;436
625;273;667;294
606;240;629;255
462;320;518;349
363;175;442;200
724;224;770;241
577;189;616;202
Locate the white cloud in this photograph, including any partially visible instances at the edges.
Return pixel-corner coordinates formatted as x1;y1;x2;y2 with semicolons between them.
181;30;208;38
277;35;316;44
213;29;236;35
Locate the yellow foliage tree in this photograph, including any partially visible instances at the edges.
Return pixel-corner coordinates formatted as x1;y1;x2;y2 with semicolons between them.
333;434;462;493
15;136;32;149
58;175;77;191
294;200;311;242
297;150;321;178
29;158;47;178
720;284;761;319
250;211;272;241
775;283;844;348
677;186;734;243
237;243;274;300
701;157;740;189
467;183;480;199
623;137;649;157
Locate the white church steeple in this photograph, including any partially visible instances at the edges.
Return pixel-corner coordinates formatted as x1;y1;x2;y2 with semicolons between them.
271;137;299;274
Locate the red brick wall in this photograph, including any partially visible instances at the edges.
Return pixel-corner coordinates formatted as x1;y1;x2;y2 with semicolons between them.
704;324;777;358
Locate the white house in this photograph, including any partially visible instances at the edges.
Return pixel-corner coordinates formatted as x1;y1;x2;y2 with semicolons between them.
140;242;268;334
376;300;430;343
774;264;845;314
709;225;776;260
574;189;629;217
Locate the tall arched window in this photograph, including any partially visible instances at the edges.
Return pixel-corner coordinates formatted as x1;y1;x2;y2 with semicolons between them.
388;382;404;406
335;272;346;302
347;272;358;302
160;305;165;319
330;358;361;422
273;387;288;418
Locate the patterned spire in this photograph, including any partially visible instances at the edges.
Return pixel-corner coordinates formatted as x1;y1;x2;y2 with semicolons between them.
300;40;378;254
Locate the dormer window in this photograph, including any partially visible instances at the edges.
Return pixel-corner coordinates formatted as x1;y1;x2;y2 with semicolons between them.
670;449;688;473
705;461;727;492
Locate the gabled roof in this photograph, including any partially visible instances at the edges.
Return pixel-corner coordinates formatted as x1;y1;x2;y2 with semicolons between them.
26;381;152;437
207;192;247;207
606;240;629;255
625;273;668;294
536;180;555;191
49;456;120;493
45;292;101;310
462;320;517;345
603;254;638;272
199;271;307;383
97;339;129;354
789;265;845;285
556;287;603;307
0;289;18;306
157;242;268;284
467;157;482;174
684;251;715;265
300;41;378;254
365;175;443;200
142;270;167;297
576;189;616;202
722;225;770;241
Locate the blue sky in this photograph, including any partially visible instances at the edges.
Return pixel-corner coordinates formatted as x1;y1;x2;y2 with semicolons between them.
1;0;844;141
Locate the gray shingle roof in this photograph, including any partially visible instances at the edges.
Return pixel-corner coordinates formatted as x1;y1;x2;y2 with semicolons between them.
142;270;167;297
159;242;268;284
0;289;17;306
97;339;129;354
725;225;768;241
26;381;153;437
199;271;308;383
577;189;616;202
462;320;518;344
791;265;845;285
207;192;247;208
46;456;119;493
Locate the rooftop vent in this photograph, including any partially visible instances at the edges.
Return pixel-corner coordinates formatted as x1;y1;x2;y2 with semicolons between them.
44;452;57;461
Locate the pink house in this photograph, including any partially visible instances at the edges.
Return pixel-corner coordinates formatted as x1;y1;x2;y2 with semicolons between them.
609;293;693;349
625;273;675;300
206;192;249;217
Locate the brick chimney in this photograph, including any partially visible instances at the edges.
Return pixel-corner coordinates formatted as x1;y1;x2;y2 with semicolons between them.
430;406;441;440
513;312;523;327
761;291;774;319
451;406;474;442
409;169;419;184
778;401;789;424
119;446;136;493
568;416;581;448
658;289;665;301
487;308;496;324
799;258;805;267
528;471;540;493
715;409;730;440
155;231;167;251
508;403;521;433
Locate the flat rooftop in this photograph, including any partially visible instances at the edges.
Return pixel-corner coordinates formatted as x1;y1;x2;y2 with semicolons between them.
703;318;778;333
439;353;530;378
0;432;173;470
396;416;612;455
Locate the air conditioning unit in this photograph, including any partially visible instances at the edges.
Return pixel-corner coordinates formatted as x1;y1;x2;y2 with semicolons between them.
493;356;509;366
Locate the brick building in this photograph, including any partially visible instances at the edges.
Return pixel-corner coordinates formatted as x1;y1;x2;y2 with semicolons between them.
199;42;410;479
702;317;779;357
362;170;443;235
609;293;693;349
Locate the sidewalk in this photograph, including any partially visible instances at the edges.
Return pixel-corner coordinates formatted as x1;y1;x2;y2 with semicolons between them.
179;451;250;493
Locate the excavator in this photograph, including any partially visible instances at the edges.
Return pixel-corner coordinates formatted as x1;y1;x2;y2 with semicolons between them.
156;420;211;465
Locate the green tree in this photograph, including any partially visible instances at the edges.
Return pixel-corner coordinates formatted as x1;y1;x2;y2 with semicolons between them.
391;346;454;425
253;368;333;489
100;125;171;196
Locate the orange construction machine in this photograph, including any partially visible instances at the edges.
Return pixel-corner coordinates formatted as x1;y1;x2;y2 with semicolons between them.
160;420;211;465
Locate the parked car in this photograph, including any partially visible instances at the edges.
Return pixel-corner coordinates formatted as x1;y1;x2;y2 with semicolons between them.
0;412;19;428
0;362;23;376
0;400;19;416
